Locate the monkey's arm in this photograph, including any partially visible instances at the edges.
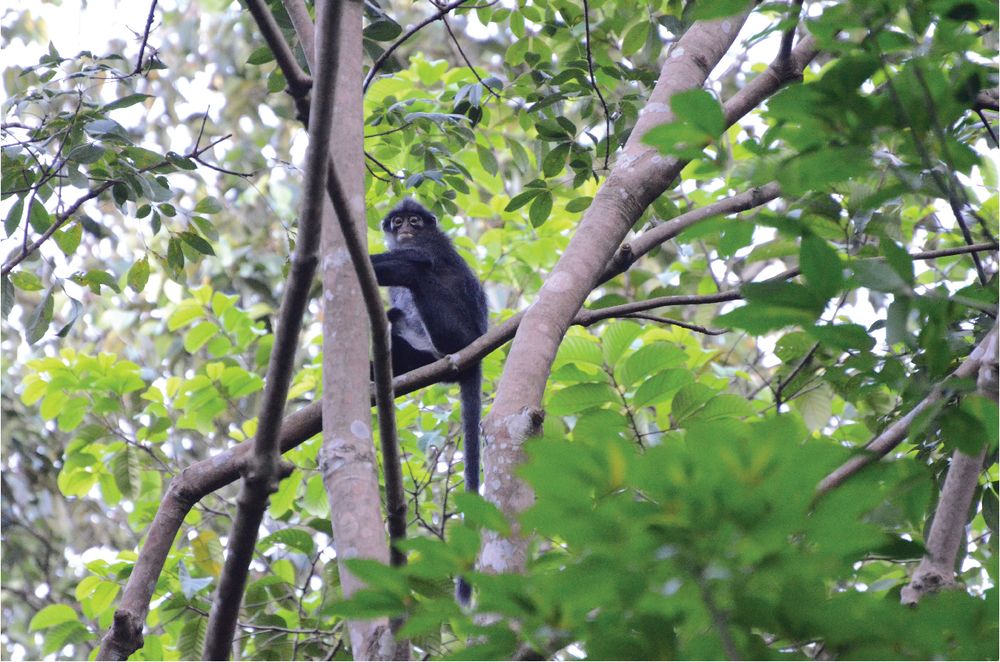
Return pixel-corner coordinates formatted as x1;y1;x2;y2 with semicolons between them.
370;249;434;287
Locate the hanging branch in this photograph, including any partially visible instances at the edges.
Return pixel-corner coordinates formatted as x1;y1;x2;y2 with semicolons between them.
202;1;344;658
582;0;612;171
441;16;501;100
363;0;472;93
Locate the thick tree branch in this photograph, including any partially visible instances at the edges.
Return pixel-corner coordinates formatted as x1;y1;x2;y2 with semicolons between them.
202;1;343;658
900;325;998;605
816;325;998;497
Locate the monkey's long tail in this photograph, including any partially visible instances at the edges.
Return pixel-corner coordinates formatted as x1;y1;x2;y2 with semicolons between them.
456;363;482;605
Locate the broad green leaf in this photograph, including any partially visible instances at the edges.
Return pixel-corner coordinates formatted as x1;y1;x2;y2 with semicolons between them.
566;196;592;213
127;256;150;292
601;321;643;366
29;604;78;631
184;321;219;353
794;383;834;431
671;383;715;423
548;382;618;415
851;259;911;294
247;46;275;65
259;527;315;555
194;197;222;214
808;323;876;351
632;368;690;408
103;93;151;111
54;221;83;255
180;231;215;255
10;271;43;291
800;236;843;300
622;20;650;56
618;342;686;386
504;189;542;212
670;89;725;137
455;492;511;535
529;190;553;227
167;302;204;330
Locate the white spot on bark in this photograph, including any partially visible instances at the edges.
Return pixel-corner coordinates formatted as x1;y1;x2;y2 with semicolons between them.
643;102;670;115
651;155;664;164
547;271;573;292
672;46;685;58
619;188;629;200
350;420;370;439
722;20;732;34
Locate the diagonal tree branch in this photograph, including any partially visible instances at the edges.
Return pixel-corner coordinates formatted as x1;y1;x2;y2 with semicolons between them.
816;325;999;497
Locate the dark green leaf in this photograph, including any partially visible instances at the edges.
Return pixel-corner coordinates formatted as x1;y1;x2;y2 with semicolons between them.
66;144;105;164
622;21;650;56
504;189;543;212
28;200;51;232
180;232;215;255
566;196;592;213
529;191;553;227
247;46;275;65
102;93;151;111
542;143;570;178
800;236;844;300
851;259;911;294
364;19;403;42
25;288;54;344
4;197;24;237
807;323;876;351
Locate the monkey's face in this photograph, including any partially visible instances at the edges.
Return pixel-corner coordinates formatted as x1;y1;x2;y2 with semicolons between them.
388;214;426;243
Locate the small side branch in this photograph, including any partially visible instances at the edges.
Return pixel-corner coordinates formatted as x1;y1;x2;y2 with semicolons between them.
363;0;472;93
582;0;612;172
132;0;159;75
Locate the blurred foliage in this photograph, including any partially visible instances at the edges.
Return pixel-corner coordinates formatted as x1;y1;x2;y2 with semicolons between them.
1;0;997;659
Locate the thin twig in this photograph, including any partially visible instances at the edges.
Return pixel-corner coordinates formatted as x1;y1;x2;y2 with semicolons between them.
582;0;612;171
441;16;500;100
132;0;159;75
363;0;472;94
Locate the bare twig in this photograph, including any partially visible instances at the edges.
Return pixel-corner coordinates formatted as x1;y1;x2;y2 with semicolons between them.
132;0;159;75
441;16;500;100
582;0;612;171
363;0;472;93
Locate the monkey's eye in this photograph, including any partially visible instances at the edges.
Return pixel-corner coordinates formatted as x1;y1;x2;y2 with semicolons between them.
409;215;422;227
390;217;403;229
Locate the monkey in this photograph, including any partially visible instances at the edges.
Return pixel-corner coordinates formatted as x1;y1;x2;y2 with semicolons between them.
369;198;487;604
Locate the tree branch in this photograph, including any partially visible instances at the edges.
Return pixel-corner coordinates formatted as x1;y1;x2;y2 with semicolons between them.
362;0;473;93
900;325;998;605
202;1;343;657
816;325;998;497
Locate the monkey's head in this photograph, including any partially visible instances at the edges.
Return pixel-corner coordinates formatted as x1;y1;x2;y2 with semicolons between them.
383;198;437;248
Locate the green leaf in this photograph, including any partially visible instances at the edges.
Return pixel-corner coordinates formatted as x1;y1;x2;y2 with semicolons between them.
542;143;570;178
555;335;604;367
29;604;78;631
54;222;83;255
194;197;222;214
259;528;315;555
10;271;43;291
716;303;818;335
181;232;215;255
67;143;105;164
691;0;751;20
28;199;51;232
167;302;204;330
632;369;690;408
602;321;644;366
879;237;914;286
566;196;592;213
25;288;54;344
184;321;219;353
778;146;873;196
246;46;275;65
671;89;725;137
529;190;553;227
454;492;511;535
167;237;185;271
800;236;843;300
504;189;542;212
807;323;876;351
103;93;151;111
794;383;834;431
548;383;618;415
364;18;403;41
671;383;714;423
851;259;911;294
127;256;150;292
4;196;23;236
622;21;650;56
618;342;686;386
476;143;498;173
